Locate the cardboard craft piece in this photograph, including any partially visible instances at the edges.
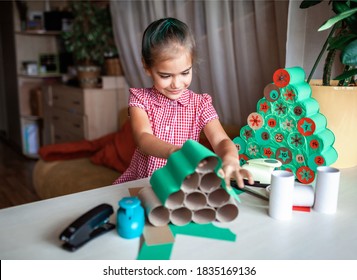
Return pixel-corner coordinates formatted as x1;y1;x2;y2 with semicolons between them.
234;66;338;184
147;140;240;226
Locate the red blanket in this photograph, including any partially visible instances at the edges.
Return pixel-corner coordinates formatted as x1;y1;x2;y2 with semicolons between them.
39;120;213;173
39;120;136;173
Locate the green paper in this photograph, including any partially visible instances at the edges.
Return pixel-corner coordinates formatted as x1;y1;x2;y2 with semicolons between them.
307;128;335;153
307;147;338;171
137;241;174;260
150;140;222;205
286;82;312;101
137;223;237;260
286;66;306;85
169;223;237;242
294;98;320;118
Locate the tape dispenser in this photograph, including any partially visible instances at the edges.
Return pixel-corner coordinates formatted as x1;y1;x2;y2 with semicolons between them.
242;158;282;187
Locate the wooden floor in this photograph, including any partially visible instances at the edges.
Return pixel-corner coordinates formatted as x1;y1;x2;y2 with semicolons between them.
0;139;40;209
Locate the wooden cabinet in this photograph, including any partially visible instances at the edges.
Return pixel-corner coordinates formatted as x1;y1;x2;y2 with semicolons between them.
43;82;127;144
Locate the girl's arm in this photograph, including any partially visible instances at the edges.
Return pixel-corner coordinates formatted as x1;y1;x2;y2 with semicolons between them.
204;119;254;188
129;106;180;158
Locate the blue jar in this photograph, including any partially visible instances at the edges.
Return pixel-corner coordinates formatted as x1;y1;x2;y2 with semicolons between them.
117;197;145;239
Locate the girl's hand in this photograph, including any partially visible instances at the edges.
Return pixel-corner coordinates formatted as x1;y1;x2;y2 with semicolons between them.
221;156;254;189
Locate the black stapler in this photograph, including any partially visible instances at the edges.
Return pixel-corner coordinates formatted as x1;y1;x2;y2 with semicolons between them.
59;203;115;252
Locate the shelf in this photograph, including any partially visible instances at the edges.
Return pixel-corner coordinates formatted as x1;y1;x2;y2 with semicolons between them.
18;73;62;79
15;30;61;36
21;115;42;121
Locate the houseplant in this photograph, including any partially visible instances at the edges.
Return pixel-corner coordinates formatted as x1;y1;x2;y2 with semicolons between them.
62;0;118;88
300;0;357;85
300;0;357;168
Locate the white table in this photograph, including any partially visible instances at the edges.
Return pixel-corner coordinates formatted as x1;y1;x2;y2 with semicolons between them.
0;166;356;260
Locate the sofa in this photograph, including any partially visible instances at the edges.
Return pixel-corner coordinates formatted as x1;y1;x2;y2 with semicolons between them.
33;121;240;200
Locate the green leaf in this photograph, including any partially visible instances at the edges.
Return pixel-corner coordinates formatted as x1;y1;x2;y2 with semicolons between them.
334;68;357;80
319;7;357;31
341;39;357;65
328;34;357;50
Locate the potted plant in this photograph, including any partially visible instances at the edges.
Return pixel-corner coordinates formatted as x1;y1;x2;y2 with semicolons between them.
300;0;357;168
62;0;118;88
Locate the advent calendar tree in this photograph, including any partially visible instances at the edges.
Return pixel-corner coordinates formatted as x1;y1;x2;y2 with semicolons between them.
233;67;337;184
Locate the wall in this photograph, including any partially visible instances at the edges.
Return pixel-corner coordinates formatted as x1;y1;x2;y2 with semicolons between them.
0;1;22;149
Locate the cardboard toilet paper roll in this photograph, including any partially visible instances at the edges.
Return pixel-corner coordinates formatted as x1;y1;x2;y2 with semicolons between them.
216;196;239;223
268;170;295;220
313;166;340;214
199;172;222;193
138;187;170;226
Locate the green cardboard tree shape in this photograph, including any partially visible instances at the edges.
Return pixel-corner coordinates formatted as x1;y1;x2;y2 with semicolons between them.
233;67;338;184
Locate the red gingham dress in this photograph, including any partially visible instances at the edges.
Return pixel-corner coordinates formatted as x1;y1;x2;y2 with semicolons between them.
113;87;218;184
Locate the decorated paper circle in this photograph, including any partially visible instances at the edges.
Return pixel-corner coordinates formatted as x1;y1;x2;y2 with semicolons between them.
273;131;286;144
282;87;296;103
273;101;288;116
309;138;320;150
292;104;304;117
240;125;255;141
308;153;326;171
297;118;316;136
263;84;280;102
296;166;315;184
255;128;271;145
247;112;264;130
280;118;295;132
265;115;279;129
273;68;290;88
287;132;305;149
276;147;293;164
246;142;261;157
239;154;249;166
260;146;276;158
233;137;247;155
295;154;305;164
257;98;271;115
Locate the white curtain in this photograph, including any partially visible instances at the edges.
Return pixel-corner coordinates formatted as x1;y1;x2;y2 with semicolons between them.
110;0;289;127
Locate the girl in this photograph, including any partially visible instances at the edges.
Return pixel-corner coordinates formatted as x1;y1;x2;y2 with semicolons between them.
114;17;253;188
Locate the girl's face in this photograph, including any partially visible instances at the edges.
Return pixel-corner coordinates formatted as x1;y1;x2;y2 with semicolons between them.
145;50;193;100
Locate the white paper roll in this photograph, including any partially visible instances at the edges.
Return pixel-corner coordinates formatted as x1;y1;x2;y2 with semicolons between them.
268;170;295;220
313;166;340;214
293;184;314;207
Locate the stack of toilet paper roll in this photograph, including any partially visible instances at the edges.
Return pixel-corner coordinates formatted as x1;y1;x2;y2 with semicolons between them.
268;167;340;220
140;140;239;227
233;67;338;185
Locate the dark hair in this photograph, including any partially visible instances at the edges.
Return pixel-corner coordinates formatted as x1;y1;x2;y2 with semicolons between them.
141;18;196;68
